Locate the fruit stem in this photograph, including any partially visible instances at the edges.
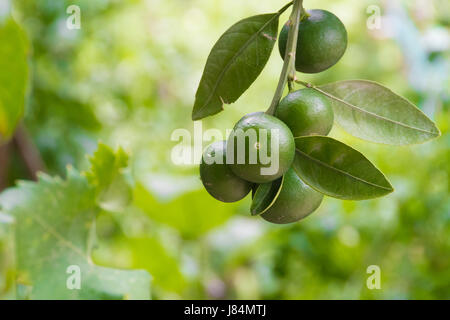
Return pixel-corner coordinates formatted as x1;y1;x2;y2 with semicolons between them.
296;79;359;109
295;80;313;88
266;0;304;115
296;79;338;100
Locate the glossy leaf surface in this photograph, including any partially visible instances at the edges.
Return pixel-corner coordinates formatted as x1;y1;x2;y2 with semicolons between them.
192;14;280;120
293;136;393;200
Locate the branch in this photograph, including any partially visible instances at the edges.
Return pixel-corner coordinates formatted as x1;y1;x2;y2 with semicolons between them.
266;0;304;115
0;142;11;191
13;124;46;181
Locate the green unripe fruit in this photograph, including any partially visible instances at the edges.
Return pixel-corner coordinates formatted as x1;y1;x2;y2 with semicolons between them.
276;88;334;137
278;9;347;73
261;168;323;224
200;141;252;202
227;112;295;183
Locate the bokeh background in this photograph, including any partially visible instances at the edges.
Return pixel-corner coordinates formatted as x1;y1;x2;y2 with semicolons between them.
0;0;449;299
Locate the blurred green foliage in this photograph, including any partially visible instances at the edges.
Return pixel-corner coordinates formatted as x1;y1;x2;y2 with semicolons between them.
0;18;28;141
0;144;151;299
0;0;449;299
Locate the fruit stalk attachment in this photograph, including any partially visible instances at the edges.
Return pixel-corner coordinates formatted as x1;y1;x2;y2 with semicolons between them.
296;79;344;103
266;0;304;116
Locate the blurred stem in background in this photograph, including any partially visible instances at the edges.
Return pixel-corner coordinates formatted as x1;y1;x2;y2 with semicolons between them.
13;125;46;181
0;124;45;190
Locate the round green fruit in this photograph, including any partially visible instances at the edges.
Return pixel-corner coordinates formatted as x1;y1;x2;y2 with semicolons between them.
200;141;252;202
278;9;347;73
276;88;334;137
261;168;324;224
227;112;295;183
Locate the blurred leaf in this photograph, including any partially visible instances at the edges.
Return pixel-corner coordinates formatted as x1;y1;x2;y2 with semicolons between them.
318;80;441;145
125;237;186;294
4;0;449;300
32;88;101;131
293;136;393;200
0;216;15;299
85;143;131;212
192;13;280;120
0;146;150;299
134;184;236;239
0;18;29;141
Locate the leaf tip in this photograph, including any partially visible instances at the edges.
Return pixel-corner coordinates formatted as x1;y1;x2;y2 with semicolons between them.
434;125;442;138
383;179;395;195
191;111;202;121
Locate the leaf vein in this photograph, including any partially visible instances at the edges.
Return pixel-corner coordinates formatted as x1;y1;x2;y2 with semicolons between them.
31;213;87;260
295;148;392;191
317;86;438;136
195;14;279;114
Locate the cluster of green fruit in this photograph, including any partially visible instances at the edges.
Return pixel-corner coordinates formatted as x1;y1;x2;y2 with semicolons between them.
193;0;439;225
200;9;346;224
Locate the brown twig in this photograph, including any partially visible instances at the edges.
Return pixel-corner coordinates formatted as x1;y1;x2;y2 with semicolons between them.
0;142;11;190
13;124;46;181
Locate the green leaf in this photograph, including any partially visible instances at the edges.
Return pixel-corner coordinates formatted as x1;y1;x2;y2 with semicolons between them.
192;13;280;120
318;80;441;145
0;214;15;299
0;18;29;140
250;177;283;216
293;136;393;200
84;143;131;212
0;158;150;299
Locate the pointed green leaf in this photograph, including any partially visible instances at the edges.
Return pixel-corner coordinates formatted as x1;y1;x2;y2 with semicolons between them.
293;136;393;200
0;165;150;299
250;177;283;216
192;13;280;120
84;143;131;212
0;18;29;141
318;80;440;145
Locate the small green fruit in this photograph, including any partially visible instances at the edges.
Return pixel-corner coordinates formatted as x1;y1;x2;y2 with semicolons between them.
261;168;324;224
200;141;252;202
278;9;347;73
276;88;334;137
227;112;295;183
